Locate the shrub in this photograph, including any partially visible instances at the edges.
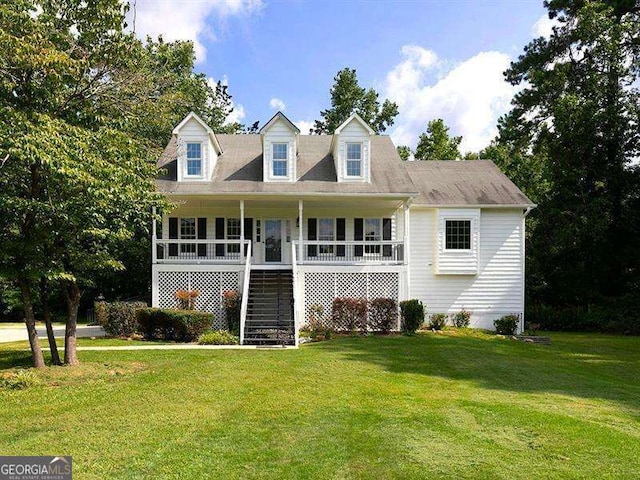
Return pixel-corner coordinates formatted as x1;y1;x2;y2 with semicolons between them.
451;309;471;328
222;290;241;335
0;369;40;390
368;298;398;333
307;304;331;340
332;297;368;332
494;314;519;335
94;300;107;327
175;289;199;310
400;299;425;334
136;308;214;342
198;330;239;345
98;301;147;337
428;313;448;330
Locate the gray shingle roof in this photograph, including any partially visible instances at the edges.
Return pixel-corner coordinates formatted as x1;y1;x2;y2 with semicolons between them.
157;135;533;206
404;160;533;206
157;134;418;196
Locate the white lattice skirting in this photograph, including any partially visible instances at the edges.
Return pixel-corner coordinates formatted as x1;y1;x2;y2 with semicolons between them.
302;271;400;329
157;271;240;330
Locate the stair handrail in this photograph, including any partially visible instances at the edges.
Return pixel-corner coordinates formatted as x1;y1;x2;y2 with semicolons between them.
291;242;300;347
239;240;251;345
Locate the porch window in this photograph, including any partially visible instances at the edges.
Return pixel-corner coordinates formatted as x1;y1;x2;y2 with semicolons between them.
445;220;471;250
226;218;241;254
186;142;202;176
272;143;288;177
346;142;362;177
365;218;381;254
318;218;334;255
180;218;196;254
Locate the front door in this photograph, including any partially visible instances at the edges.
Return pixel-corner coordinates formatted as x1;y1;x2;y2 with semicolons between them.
264;219;282;262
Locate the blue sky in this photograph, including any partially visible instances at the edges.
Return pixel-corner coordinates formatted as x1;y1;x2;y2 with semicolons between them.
131;0;551;152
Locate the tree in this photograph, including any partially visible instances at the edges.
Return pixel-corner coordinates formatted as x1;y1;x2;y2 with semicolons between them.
396;145;412;161
501;0;640;308
313;68;398;134
0;1;240;366
415;119;462;160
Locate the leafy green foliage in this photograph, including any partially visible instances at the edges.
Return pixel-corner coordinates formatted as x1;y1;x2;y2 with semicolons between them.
198;330;239;345
396;145;412;161
136;308;214;342
313;68;399;134
494;314;519;335
0;369;40;390
415;119;462;160
427;313;448;330
499;1;640;313
451;309;472;328
97;301;147;337
399;299;425;334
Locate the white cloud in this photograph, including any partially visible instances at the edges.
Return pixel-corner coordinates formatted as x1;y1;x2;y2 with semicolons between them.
385;45;518;153
295;120;314;135
126;0;263;63
269;97;286;111
531;14;559;39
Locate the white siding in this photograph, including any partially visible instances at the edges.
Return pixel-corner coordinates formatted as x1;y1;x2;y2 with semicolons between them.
262;118;297;182
176;117;217;182
333;119;371;183
409;207;524;330
436;208;480;275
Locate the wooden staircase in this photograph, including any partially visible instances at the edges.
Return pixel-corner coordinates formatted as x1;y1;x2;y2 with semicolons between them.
244;269;295;346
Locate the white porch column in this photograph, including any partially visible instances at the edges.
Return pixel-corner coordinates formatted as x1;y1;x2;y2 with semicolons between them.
152;206;157;264
404;201;411;297
298;199;303;262
240;200;245;263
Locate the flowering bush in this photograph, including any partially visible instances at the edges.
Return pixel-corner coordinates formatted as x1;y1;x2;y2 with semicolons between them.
451;309;472;328
175;289;199;310
332;297;368;332
428;313;448;330
368;298;398;333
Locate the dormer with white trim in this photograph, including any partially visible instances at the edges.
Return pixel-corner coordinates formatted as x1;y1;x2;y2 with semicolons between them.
259;111;300;182
173;112;223;182
331;113;374;183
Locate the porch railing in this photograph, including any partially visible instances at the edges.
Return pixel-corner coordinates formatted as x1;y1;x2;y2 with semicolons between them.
239;241;252;345
291;242;300;347
154;239;250;263
293;240;405;265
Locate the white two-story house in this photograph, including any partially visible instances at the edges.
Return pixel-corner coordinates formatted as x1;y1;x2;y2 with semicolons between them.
153;111;535;345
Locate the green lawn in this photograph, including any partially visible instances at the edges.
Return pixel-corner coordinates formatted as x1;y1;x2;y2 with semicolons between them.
1;331;639;479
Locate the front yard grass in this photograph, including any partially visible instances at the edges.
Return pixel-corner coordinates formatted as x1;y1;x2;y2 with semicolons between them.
1;331;639;479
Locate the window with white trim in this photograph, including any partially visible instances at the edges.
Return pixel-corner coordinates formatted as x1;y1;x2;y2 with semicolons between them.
318;218;334;254
186;142;202;176
272;143;288;177
180;218;196;254
365;218;381;254
445;220;471;250
227;218;241;254
346;142;362;177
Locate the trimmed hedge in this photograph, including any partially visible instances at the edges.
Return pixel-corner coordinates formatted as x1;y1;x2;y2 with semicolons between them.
400;299;425;334
96;301;147;337
136;308;215;342
368;298;398;333
332;297;368;332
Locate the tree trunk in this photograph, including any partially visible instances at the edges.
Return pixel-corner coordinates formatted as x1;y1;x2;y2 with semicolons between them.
40;278;61;366
19;279;45;369
61;280;81;366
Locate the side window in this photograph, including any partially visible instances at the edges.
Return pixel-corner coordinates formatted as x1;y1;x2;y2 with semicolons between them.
186;142;202;176
226;218;241;254
365;218;381;254
445;220;471;250
318;218;335;254
272;143;288;177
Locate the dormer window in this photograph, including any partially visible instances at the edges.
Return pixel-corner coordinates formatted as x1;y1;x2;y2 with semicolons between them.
272;143;288;177
186;142;202;177
346;142;362;177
